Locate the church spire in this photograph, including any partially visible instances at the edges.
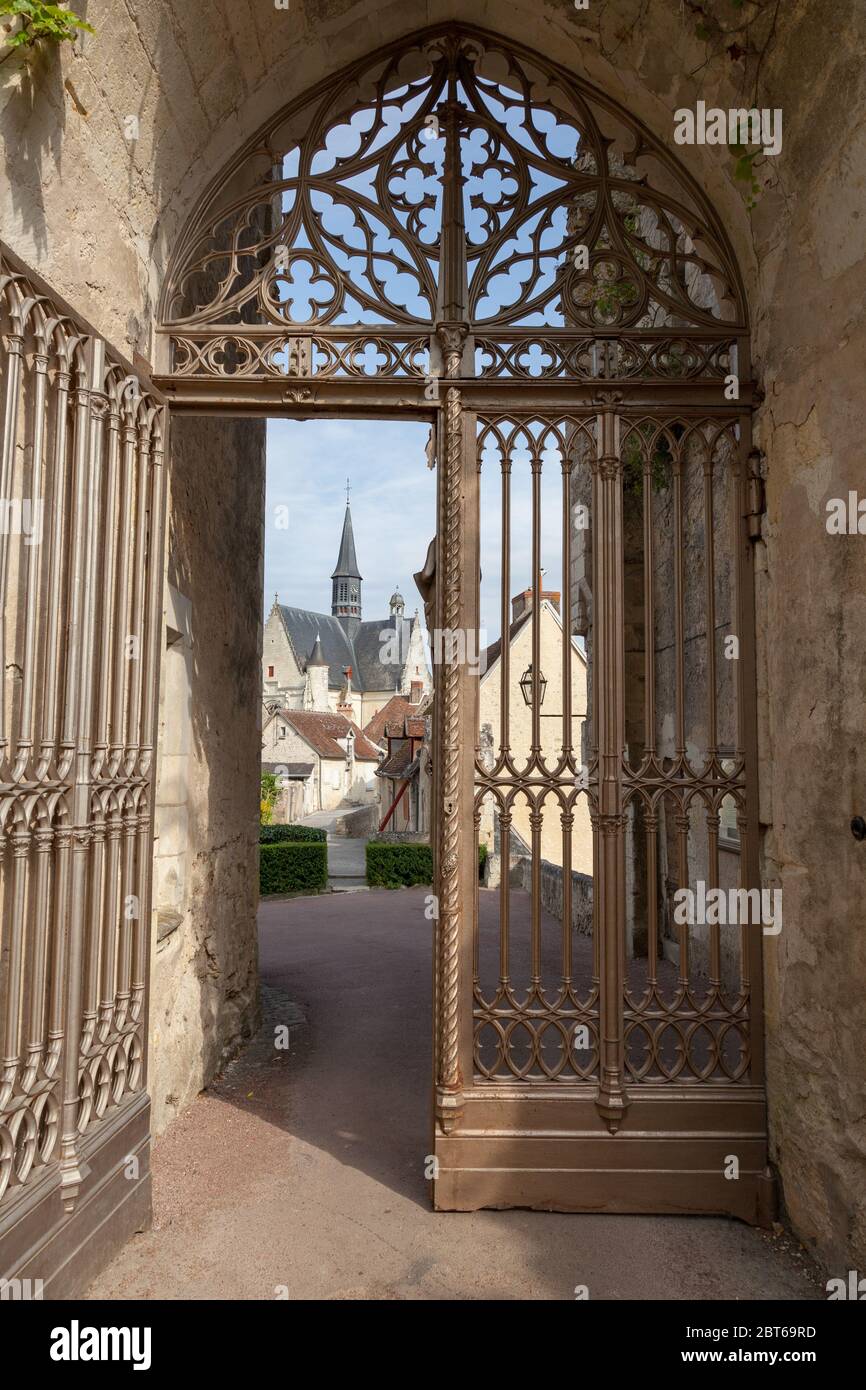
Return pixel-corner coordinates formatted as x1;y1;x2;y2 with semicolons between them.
331;485;362;634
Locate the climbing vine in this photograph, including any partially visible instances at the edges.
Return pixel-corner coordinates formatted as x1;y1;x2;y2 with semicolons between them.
0;1;93;64
684;0;783;208
622;431;674;497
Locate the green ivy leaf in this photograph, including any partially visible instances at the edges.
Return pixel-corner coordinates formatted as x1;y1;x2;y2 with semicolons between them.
1;0;94;56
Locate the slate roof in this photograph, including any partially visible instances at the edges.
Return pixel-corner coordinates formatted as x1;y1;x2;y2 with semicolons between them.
262;761;314;779
279;709;381;762
352;617;414;692
278;605;414;694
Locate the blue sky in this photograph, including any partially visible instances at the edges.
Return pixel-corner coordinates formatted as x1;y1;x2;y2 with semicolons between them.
264;418;434;622
262;80;580;640
264;418;567;645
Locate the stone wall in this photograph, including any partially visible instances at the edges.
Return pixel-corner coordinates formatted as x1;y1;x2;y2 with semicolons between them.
478;602;593;874
0;0;864;1273
149;414;264;1135
517;857;594;939
335;804;380;837
268;779;311;824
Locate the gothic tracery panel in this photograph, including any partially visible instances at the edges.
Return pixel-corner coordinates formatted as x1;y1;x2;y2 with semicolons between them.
159;26;746;380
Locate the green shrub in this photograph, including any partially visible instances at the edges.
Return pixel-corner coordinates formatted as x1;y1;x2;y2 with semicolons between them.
259;823;326;845
259;841;327;895
366;841;433;888
365;841;489;888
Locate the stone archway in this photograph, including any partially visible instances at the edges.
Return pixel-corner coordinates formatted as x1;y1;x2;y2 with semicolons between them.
1;5;866;1295
155;28;767;1220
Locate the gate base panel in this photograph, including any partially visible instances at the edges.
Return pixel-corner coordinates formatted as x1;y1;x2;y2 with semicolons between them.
433;1087;775;1227
0;1092;152;1298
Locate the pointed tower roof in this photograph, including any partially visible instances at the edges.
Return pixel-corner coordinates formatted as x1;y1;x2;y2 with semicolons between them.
306;633;328;668
331;502;362;580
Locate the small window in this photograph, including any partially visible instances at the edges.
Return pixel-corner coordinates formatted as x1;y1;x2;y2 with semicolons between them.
279;725;286;738
267;664;275;678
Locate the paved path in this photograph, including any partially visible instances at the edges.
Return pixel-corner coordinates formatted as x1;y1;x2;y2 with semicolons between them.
296;808;350;830
299;807;368;889
89;890;820;1301
322;834;367;889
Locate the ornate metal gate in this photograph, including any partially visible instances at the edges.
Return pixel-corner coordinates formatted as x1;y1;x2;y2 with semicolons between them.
0;247;167;1289
156;23;770;1223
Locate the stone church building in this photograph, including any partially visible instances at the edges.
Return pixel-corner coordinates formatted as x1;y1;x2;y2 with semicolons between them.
262;498;431;727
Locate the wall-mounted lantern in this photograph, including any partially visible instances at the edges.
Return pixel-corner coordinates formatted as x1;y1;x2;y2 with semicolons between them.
519;664;547;707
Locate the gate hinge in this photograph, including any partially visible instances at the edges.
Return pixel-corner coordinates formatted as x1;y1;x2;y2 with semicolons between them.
746;447;766;540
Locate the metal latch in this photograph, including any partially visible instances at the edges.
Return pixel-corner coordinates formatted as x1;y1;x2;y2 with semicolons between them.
746;448;766;540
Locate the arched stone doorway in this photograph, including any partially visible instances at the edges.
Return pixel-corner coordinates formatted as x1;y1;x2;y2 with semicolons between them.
0;21;771;1293
156;24;769;1219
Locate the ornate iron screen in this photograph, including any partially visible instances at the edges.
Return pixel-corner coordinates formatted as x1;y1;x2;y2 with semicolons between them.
0;247;166;1289
159;22;768;1221
157;26;746;399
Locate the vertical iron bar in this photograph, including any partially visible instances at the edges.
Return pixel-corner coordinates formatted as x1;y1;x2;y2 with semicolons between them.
0;316;24;766
645;810;659;988
643;442;656;756
498;440;511;989
704;450;718;755
60;335;103;1207
15;331;50;779
676;810;690;987
39;342;73;778
732;389;764;1085
561;446;573;986
594;404;628;1132
672;441;686;759
135;416;167;1032
530;450;542;756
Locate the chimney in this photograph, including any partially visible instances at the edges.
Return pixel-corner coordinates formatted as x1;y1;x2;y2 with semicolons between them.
336;665;354;718
512;576;561;622
410;679;423;704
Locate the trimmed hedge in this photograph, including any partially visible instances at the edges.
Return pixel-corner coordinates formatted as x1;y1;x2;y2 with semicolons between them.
367;841;433;887
366;840;490;888
259;823;326;845
260;840;327;895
